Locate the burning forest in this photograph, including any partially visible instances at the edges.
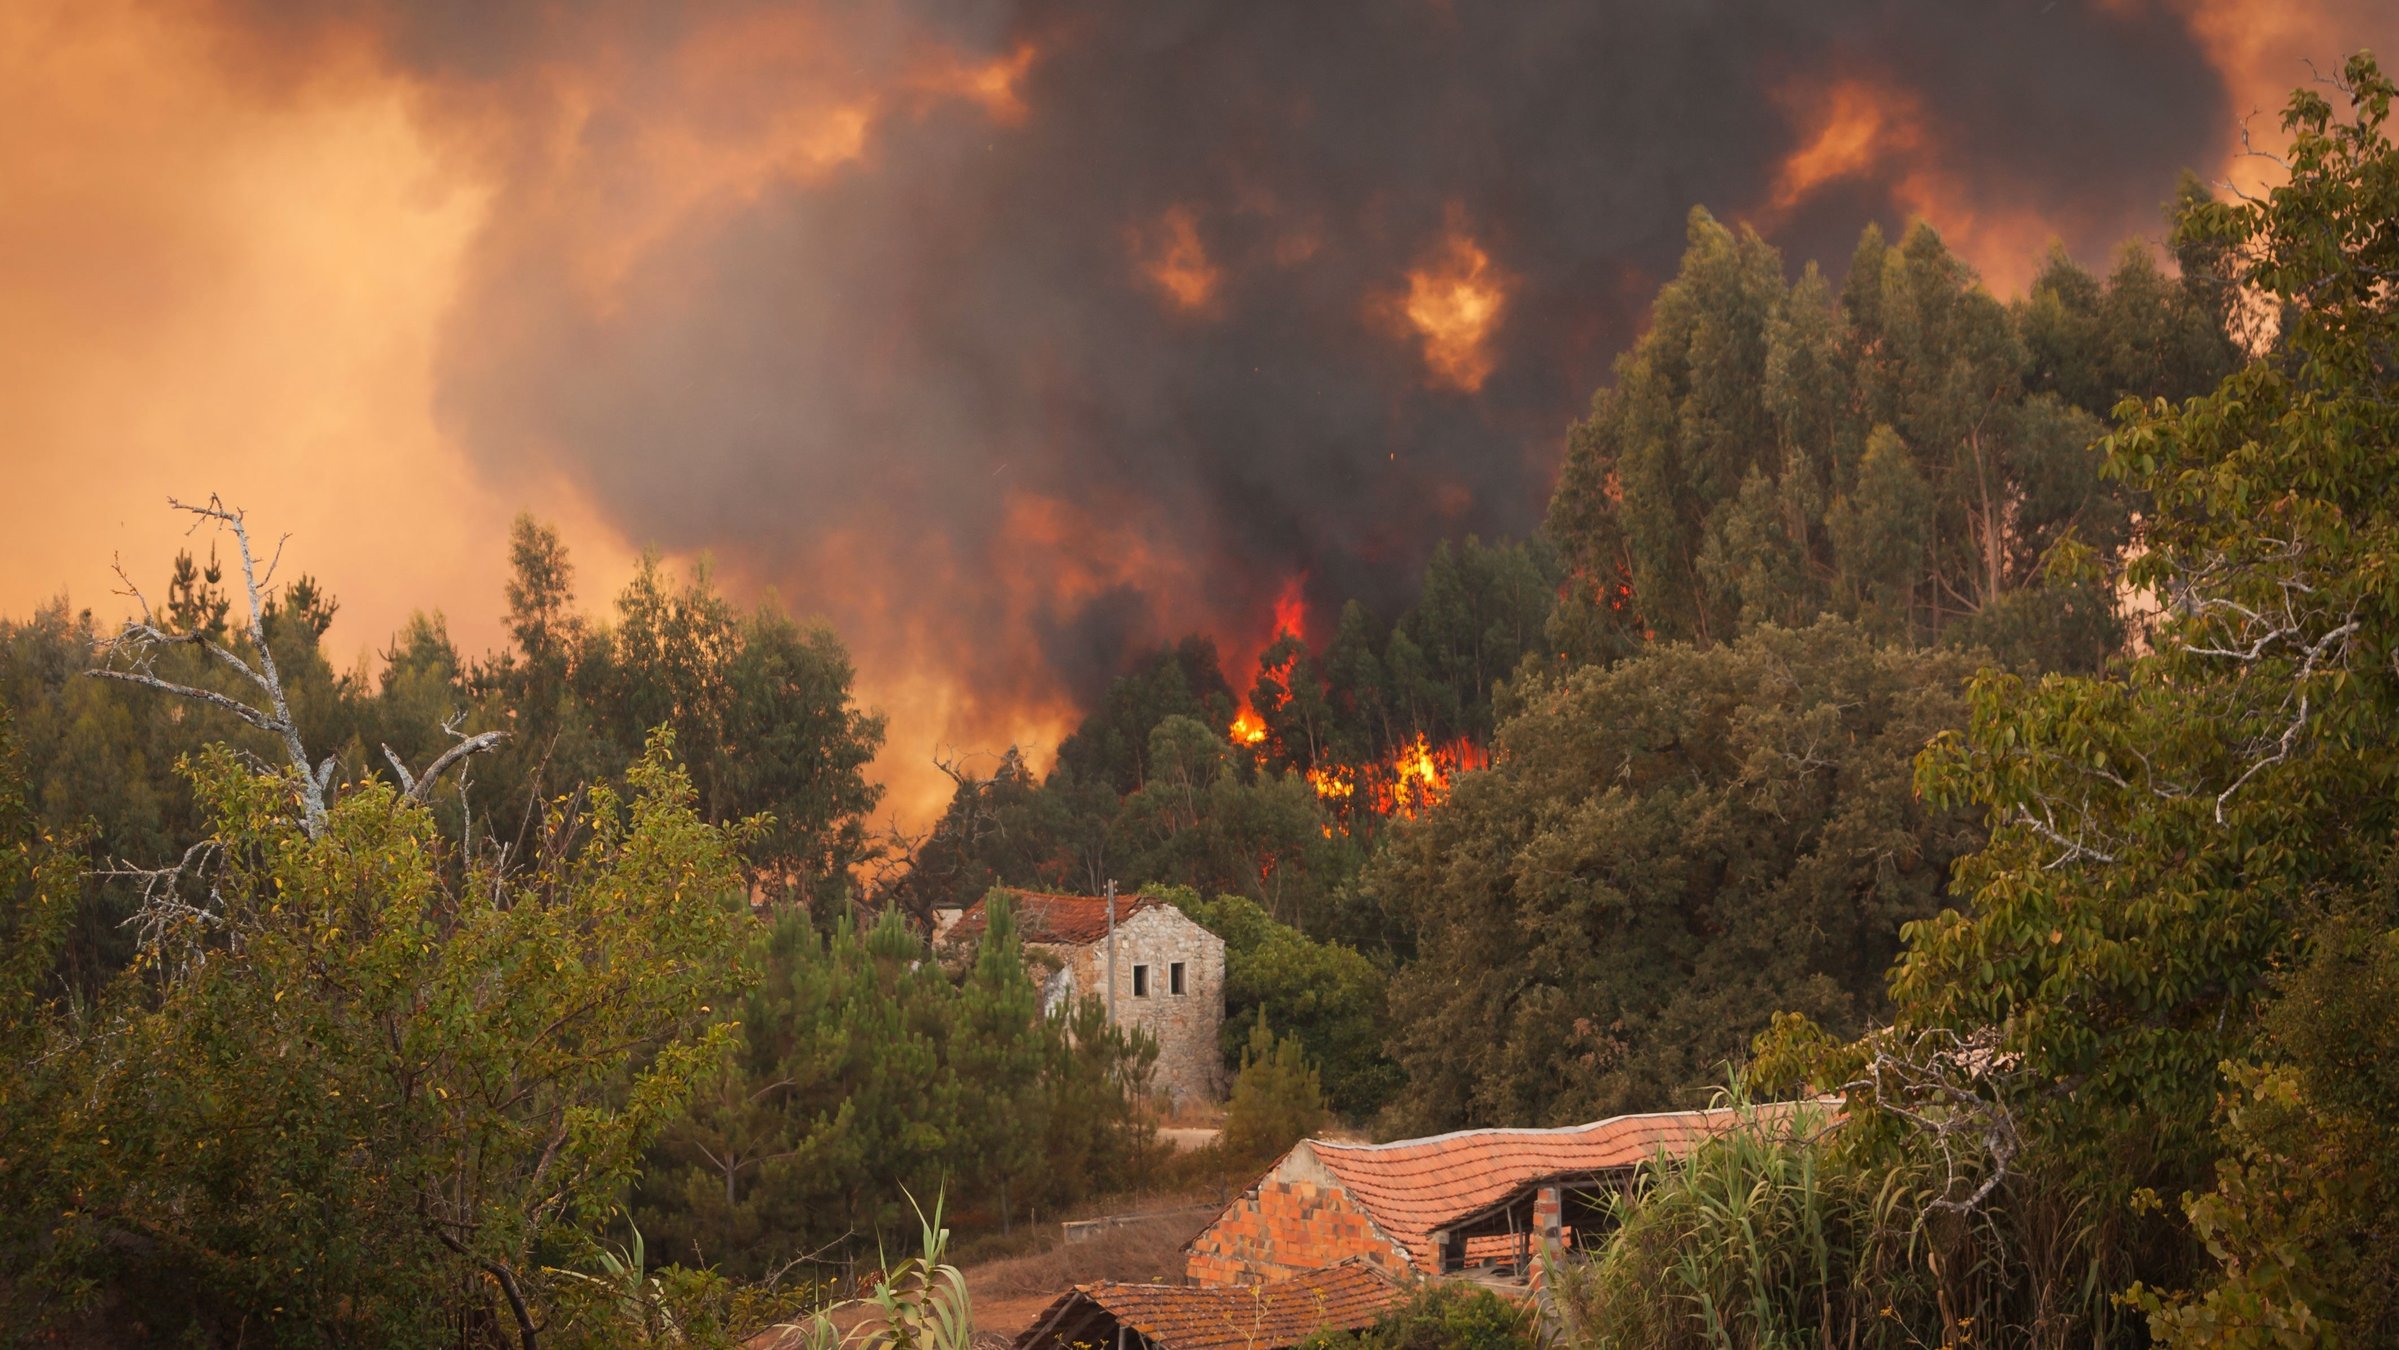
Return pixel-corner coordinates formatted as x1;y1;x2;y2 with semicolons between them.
9;3;2399;1346
8;0;2380;828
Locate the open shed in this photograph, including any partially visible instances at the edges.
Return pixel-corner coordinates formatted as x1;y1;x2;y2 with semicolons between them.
1183;1102;1826;1286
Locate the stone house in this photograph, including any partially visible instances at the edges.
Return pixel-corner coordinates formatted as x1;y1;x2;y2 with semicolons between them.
941;889;1226;1107
1184;1102;1823;1287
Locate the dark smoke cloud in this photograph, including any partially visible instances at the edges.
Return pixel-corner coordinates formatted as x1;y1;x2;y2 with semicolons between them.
215;0;2233;729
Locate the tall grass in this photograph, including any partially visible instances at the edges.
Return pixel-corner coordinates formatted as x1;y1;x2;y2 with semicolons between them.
1547;1082;2123;1350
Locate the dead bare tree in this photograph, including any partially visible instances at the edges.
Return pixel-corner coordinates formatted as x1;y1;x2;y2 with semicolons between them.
86;496;506;951
1850;1026;2025;1216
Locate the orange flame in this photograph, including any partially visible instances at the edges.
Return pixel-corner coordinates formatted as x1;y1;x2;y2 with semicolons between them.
1371;732;1485;818
1225;575;1310;747
1396;209;1511;393
1296;733;1488;825
1270;575;1308;645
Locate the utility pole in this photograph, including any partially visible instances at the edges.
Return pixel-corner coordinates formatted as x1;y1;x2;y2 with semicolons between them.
1105;879;1118;1026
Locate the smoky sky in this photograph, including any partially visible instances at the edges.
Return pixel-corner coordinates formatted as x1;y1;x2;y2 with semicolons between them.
230;0;2230;714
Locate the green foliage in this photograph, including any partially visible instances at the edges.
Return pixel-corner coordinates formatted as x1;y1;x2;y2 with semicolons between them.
2137;889;2399;1345
1558;1095;1847;1350
635;897;1157;1277
773;1194;976;1350
1894;37;2399;1204
1163;888;1399;1116
1547;206;2231;672
1372;619;1977;1130
1749;53;2399;1345
1053;637;1237;796
1109;716;1353;925
899;538;1558;925
2;731;752;1345
1298;1283;1535;1350
1;515;886;993
487;540;888;914
546;1218;831;1349
0;714;82;1326
1219;1014;1328;1167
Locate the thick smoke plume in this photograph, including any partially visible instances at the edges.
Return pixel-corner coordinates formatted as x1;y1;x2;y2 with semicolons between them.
160;1;2381;810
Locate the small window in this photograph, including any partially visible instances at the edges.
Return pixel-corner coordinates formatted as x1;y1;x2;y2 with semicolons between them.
1169;961;1187;996
1132;964;1151;997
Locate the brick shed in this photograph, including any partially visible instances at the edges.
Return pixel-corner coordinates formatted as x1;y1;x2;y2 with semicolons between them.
1015;1259;1405;1350
1184;1102;1824;1286
945;889;1226;1106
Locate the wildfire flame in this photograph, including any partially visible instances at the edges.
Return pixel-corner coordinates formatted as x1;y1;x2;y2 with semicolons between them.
1227;576;1311;746
1270;578;1308;645
1365;732;1486;819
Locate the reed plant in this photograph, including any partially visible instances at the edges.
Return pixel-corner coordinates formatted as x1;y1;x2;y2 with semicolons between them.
1547;1079;2122;1349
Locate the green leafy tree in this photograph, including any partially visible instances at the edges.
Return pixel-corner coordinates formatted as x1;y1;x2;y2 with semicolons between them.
1052;638;1235;795
1110;716;1349;925
1219;1014;1327;1167
902;747;1115;911
1373;619;1977;1131
1752;54;2399;1345
0;713;83;1323
5;731;750;1346
1164;889;1399;1116
1547;206;2229;674
637;898;1156;1276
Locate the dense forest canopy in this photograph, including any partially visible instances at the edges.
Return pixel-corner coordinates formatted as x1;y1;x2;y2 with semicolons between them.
8;52;2399;1347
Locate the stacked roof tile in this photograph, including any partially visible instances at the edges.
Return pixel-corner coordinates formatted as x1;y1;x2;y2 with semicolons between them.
945;889;1162;946
1255;1102;1822;1273
1017;1261;1405;1350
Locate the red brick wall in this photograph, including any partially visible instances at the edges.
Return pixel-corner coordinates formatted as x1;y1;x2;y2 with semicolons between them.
1184;1177;1410;1286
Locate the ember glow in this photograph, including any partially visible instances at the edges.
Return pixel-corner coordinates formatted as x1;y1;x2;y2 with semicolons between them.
5;0;2393;827
1396;215;1512;393
1769;79;1925;214
1132;206;1223;315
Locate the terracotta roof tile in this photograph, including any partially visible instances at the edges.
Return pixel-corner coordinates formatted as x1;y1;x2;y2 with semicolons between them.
1017;1262;1405;1350
1300;1102;1821;1270
947;890;1165;947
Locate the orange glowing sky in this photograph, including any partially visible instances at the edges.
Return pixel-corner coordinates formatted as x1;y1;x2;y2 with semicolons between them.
3;0;2392;828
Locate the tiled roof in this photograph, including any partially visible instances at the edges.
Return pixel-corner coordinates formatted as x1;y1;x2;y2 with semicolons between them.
947;889;1166;947
1300;1102;1820;1269
1017;1261;1405;1350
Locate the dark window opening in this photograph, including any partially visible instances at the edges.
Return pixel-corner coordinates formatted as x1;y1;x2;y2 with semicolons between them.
1132;964;1151;997
1169;962;1187;996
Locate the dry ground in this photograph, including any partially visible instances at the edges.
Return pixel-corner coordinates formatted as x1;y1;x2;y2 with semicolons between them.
747;1194;1226;1349
964;1199;1223;1338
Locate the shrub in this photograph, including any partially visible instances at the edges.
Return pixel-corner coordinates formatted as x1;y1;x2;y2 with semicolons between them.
1219;1014;1327;1166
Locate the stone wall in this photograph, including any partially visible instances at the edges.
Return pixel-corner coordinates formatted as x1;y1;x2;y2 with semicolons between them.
1185;1153;1409;1285
1043;905;1225;1107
